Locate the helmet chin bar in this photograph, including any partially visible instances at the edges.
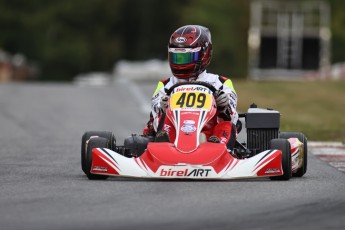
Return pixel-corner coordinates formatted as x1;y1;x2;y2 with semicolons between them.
177;71;199;81
188;62;204;81
180;61;204;81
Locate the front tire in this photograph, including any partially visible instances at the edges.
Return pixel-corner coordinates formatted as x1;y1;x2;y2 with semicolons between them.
84;137;109;180
270;139;292;181
81;131;115;176
279;132;308;177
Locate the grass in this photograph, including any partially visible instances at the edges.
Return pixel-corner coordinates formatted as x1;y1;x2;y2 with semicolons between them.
233;80;345;141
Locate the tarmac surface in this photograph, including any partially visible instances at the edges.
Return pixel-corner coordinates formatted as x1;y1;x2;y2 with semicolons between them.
0;81;344;230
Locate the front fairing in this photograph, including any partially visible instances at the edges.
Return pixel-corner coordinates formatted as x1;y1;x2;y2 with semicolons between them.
166;84;217;153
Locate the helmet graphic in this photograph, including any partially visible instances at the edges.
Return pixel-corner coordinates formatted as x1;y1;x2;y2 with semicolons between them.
168;25;213;79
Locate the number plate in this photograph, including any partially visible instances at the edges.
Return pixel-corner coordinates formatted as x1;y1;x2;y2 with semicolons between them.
170;92;212;110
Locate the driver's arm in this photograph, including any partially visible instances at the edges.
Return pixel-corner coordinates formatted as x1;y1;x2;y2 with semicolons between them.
151;81;167;131
219;78;238;125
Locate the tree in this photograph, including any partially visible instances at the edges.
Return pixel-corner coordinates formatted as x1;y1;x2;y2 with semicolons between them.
0;0;344;81
180;0;250;78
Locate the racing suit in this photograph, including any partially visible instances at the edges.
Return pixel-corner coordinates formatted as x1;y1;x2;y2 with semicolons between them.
144;70;238;150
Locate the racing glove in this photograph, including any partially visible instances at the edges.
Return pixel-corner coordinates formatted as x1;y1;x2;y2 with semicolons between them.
159;95;168;113
143;114;156;136
218;107;232;121
214;90;229;109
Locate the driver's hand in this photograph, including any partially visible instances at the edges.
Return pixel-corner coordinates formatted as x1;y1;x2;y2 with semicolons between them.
159;95;168;113
214;90;228;109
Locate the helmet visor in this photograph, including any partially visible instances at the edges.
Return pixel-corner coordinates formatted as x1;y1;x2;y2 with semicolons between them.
169;48;201;65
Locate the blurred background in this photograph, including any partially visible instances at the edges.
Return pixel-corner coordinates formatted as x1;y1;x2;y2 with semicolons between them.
1;0;344;81
0;0;344;141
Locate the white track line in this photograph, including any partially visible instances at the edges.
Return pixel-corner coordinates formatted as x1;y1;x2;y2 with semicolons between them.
309;141;344;148
310;142;345;173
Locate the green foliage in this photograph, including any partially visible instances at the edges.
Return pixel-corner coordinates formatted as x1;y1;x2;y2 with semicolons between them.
0;0;125;80
181;0;250;78
0;0;344;81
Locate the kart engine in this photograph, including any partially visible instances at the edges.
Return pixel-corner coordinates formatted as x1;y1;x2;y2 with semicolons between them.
245;106;280;153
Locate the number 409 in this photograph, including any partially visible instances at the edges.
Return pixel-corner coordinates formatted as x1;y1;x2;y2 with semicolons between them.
176;93;206;108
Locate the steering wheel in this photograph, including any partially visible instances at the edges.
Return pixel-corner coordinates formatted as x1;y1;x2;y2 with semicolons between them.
166;81;217;96
157;81;217;133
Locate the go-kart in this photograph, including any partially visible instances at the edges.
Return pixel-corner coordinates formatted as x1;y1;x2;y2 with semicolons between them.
81;82;307;180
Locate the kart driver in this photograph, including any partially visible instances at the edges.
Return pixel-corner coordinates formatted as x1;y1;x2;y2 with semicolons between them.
143;25;238;150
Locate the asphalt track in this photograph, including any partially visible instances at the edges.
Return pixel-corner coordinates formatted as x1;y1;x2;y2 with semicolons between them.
1;81;345;230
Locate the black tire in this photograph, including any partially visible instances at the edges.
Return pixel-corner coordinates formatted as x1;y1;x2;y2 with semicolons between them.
81;131;115;175
279;132;308;177
84;137;109;180
269;139;292;181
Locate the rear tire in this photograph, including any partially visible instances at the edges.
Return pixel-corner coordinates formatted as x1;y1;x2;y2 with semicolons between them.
84;137;109;180
81;131;115;176
270;139;292;181
279;132;308;177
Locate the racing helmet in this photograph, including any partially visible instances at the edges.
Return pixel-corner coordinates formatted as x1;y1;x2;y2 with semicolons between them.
168;25;213;80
